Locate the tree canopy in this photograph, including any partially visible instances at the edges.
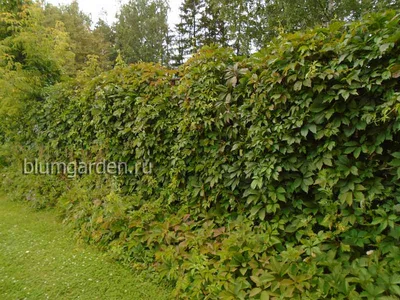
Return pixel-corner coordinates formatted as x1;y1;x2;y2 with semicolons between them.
114;0;169;64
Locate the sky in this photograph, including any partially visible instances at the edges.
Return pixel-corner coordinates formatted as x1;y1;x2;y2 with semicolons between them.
45;0;183;27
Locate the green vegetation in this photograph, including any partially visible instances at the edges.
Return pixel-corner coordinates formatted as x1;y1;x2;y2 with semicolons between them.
173;0;400;60
115;0;169;64
43;1;115;69
0;195;172;299
1;0;400;299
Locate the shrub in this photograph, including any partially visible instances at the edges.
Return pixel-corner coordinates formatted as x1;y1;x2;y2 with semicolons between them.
2;10;400;299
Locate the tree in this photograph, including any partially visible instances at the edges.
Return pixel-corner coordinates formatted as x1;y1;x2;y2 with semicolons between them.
252;0;400;48
199;0;228;47
115;0;169;64
173;0;230;64
92;18;116;69
172;0;400;63
175;0;203;58
0;2;75;143
220;0;255;56
170;21;185;66
0;0;29;13
43;1;113;69
0;0;32;39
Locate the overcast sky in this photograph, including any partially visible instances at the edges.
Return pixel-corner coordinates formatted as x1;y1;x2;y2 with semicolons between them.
45;0;183;27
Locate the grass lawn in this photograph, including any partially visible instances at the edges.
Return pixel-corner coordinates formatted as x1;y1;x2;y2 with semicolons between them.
0;195;172;300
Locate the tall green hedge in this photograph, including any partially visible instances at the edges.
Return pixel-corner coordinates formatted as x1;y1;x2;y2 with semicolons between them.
3;10;400;299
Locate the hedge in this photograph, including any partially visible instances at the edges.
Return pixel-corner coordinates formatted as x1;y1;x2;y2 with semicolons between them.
2;10;400;299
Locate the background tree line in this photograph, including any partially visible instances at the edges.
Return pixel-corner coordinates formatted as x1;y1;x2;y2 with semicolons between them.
117;0;400;66
4;0;399;70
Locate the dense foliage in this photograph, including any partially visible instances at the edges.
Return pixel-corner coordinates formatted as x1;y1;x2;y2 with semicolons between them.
172;0;400;60
115;0;170;64
1;6;400;300
43;1;115;69
0;2;75;145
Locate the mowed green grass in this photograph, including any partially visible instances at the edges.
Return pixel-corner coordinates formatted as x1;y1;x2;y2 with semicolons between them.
0;195;172;300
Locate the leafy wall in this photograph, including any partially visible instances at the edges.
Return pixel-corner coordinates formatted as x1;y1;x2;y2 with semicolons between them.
2;10;400;299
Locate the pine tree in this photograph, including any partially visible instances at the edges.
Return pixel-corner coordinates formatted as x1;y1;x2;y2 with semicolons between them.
170;20;186;66
199;0;228;47
175;0;203;57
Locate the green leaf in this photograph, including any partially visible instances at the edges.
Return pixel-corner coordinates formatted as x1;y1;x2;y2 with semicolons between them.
260;291;270;300
379;43;391;53
303;78;312;87
340;243;351;252
382;70;391;80
294;81;302;91
350;166;358;176
251;177;263;189
389;159;400;167
392;152;400;159
250;205;262;217
309;124;317;134
339;192;353;206
259;208;266;220
354;147;361;159
301;127;308;137
340;90;350;100
249;288;262;297
250;276;261;286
